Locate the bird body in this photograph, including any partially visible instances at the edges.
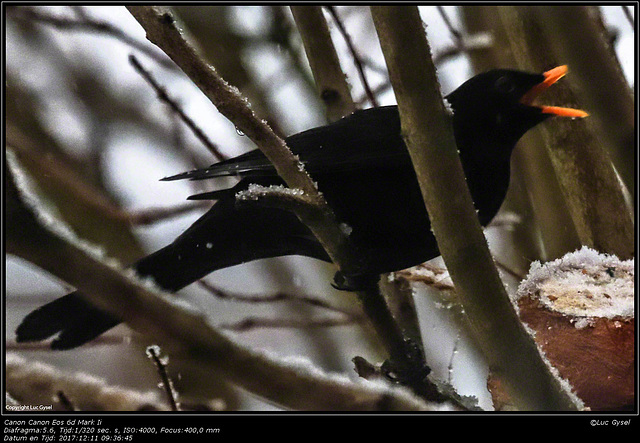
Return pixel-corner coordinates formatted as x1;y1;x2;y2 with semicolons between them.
16;66;587;349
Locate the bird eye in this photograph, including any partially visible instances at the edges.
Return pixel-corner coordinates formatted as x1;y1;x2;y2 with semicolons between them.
495;76;515;94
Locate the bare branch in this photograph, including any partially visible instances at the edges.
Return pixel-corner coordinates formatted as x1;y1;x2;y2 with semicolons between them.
146;345;180;411
56;391;77;411
436;6;463;42
198;279;366;332
219;315;360;332
198;279;362;318
432;33;494;66
126;6;361;275
7;6;175;69
326;6;379;107
393;264;455;291
234;183;323;213
6;152;436;411
129;54;227;161
503;6;634;259
370;5;578;411
124;10;432;399
622;5;635;30
6;353;166;411
290;6;356;121
494;258;526;281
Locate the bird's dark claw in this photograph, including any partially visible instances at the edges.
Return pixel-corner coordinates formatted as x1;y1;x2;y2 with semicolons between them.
381;338;431;387
331;271;380;291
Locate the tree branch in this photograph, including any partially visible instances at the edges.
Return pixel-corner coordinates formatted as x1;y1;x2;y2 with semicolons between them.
290;6;356;121
129;54;227;161
126;6;360;273
5;151;438;411
6;354;167;411
325;6;379;107
198;279;362;318
498;6;634;260
460;5;582;261
7;6;174;69
370;5;578;411
533;6;635;209
125;6;440;402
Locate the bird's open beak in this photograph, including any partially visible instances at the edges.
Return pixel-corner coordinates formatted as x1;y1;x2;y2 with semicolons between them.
519;65;589;118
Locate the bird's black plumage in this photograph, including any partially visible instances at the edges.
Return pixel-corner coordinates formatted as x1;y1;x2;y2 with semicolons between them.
16;67;586;349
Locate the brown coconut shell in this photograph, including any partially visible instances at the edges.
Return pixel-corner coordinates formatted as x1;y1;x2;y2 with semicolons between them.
517;296;634;410
513;247;634;411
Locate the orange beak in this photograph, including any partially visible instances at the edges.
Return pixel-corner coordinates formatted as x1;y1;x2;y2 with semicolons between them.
520;65;589;118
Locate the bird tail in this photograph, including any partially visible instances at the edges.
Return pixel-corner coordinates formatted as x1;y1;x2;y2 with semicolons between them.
15;293;121;350
16;195;329;349
160;149;276;182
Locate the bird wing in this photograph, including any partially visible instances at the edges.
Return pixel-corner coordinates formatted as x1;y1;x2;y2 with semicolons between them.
162;106;411;182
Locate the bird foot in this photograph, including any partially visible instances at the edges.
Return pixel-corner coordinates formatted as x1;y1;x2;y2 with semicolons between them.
381;338;431;388
331;271;380;291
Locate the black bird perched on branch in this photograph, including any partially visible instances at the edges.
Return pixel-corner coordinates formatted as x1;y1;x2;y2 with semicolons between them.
16;66;587;350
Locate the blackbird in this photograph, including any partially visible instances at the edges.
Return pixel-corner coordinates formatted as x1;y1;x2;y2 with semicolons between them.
16;66;587;349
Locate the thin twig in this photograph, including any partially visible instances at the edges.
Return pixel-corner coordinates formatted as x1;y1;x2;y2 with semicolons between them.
56;391;77;411
198;280;362;318
622;5;635;30
353;34;502;104
352;356;382;380
435;7;496;67
432;33;494;66
436;6;463;42
219;315;360;332
7;6;175;69
494;258;526;281
290;6;356;121
129;54;227;161
447;334;460;384
325;6;379;107
6;335;129;350
357;54;389;75
354;82;392;106
146;345;180;411
234;183;323;213
393;264;454;290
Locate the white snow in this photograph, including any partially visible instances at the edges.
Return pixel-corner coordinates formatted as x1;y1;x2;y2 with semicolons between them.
235;183;305;201
515;246;634;320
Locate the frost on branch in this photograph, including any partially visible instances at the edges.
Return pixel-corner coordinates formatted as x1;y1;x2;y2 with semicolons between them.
235;183;305;201
512;247;634;411
6;353;166;411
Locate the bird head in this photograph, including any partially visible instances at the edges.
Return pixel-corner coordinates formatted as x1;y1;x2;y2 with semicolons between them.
446;66;588;157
